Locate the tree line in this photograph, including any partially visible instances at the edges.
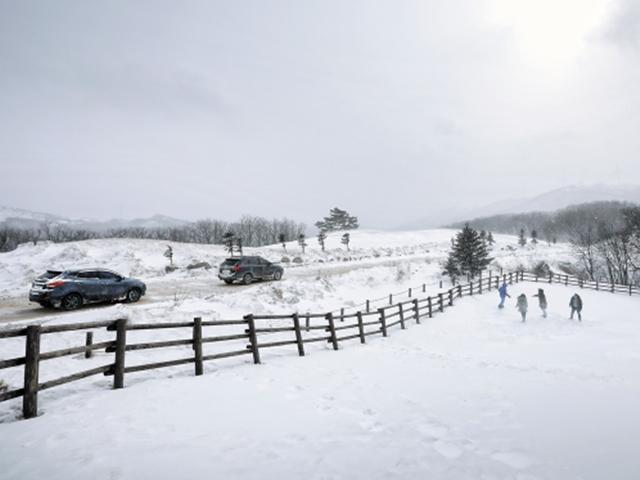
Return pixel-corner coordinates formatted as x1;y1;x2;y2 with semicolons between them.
0;215;306;253
451;201;630;243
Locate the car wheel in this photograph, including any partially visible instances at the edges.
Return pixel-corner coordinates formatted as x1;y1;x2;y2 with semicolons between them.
242;273;253;285
273;270;282;281
61;293;83;311
224;280;233;285
126;288;142;303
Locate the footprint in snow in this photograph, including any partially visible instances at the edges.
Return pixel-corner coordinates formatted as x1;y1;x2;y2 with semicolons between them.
416;422;448;438
432;440;463;459
491;451;534;469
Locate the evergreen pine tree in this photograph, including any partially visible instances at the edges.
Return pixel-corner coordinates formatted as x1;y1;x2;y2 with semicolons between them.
317;231;327;251
487;232;495;245
298;233;307;254
531;229;538;244
278;233;286;251
341;232;351;251
443;253;460;284
449;224;493;277
518;229;527;247
223;232;235;255
315;207;359;232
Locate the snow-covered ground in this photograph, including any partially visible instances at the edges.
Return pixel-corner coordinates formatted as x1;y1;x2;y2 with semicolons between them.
0;229;572;325
1;281;640;479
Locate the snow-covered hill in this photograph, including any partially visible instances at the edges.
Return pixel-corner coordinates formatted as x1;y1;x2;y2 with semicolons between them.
404;183;640;228
0;205;189;231
0;229;573;329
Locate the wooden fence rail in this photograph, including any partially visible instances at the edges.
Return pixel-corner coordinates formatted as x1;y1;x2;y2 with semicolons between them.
1;269;637;420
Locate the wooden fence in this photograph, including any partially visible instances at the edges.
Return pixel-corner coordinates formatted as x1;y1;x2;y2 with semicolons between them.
1;270;637;420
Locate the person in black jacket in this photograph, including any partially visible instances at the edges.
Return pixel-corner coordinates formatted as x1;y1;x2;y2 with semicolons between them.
569;293;583;321
533;288;548;318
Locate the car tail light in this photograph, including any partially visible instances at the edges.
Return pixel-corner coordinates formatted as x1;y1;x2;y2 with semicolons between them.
233;264;241;272
46;280;65;289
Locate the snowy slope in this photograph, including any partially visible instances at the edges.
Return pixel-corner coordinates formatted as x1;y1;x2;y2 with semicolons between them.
1;283;639;479
0;230;573;324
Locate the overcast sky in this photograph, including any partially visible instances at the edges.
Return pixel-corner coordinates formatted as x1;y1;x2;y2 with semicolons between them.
1;0;639;228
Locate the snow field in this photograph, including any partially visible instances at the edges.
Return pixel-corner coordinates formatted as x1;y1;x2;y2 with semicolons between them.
1;282;640;479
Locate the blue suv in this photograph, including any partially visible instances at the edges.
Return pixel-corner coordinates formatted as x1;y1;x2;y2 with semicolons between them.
29;269;147;310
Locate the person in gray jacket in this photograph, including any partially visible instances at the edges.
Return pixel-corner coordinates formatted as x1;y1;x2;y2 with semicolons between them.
516;293;528;322
533;288;548;318
569;293;583;321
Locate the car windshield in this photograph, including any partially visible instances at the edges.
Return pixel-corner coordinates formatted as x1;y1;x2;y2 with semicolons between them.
40;270;62;279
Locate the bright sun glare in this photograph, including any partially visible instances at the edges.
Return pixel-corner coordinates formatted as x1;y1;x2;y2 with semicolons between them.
486;0;611;69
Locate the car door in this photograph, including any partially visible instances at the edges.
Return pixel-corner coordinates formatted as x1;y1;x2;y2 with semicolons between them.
75;271;102;300
250;257;264;279
97;271;126;300
262;258;275;278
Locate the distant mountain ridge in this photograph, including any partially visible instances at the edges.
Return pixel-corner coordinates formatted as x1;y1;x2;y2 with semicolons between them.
402;184;640;229
0;206;190;231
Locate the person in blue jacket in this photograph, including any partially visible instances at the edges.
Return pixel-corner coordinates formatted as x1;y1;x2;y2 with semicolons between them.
498;281;510;308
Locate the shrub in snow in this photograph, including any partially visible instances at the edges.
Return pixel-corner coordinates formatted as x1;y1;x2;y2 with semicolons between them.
0;379;7;394
165;265;178;273
533;261;551;278
292;256;303;264
186;261;211;270
281;256;291;263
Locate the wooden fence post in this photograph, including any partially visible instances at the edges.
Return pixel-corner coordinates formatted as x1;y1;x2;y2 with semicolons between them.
245;314;261;364
479;272;483;294
458;284;462;298
292;313;305;356
408;287;412;298
340;308;345;322
23;325;41;419
438;293;444;312
326;313;339;350
84;331;93;359
439;280;443;289
565;275;569;286
378;308;388;337
509;272;513;284
398;303;406;329
629;284;633;296
549;272;553;284
305;313;310;332
470;281;474;296
366;299;370;313
113;318;127;389
611;281;615;293
389;294;393;305
448;289;453;306
193;317;203;376
596;279;599;291
357;311;365;343
422;283;426;293
412;299;420;324
428;297;433;318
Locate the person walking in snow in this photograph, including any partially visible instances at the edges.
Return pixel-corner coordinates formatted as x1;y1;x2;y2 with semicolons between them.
569;293;583;321
498;281;510;309
533;288;548;318
516;293;528;322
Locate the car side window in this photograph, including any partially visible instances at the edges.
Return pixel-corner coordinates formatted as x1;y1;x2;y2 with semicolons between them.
77;271;99;279
98;272;119;280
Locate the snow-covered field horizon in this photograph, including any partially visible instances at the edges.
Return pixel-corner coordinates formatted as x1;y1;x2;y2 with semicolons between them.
4;229;638;479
